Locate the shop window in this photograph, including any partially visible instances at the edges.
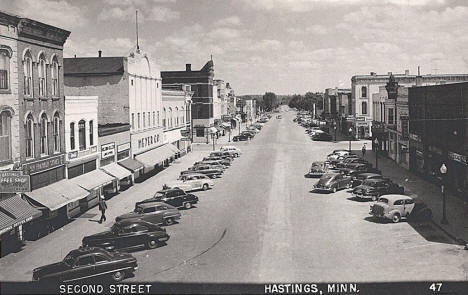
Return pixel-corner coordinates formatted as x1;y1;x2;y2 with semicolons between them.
0;49;10;90
196;127;204;137
83;160;96;173
25;114;34;158
78;120;86;151
40;113;48;155
38;54;47;97
53;113;60;152
0;110;12;162
70;122;75;150
23;50;33;96
89;120;94;146
51;57;59;96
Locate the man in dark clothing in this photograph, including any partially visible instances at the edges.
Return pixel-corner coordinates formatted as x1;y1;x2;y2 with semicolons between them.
98;196;107;224
362;144;367;157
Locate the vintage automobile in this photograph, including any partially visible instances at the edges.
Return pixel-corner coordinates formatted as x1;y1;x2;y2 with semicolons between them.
180;164;223;178
335;158;370;168
340;163;380;176
210;151;235;159
136;188;199;209
369;194;432;223
32;247;137;282
246;126;259;133
233;134;249;141
82;220;169;251
352;178;405;201
351;172;383;187
190;162;226;171
194;160;228;169
313;173;353;193
165;173;214;192
220;146;242;157
204;155;233;165
327;150;352;161
305;161;327;178
241;131;255;138
276;115;282;119
116;202;181;226
312;132;333;141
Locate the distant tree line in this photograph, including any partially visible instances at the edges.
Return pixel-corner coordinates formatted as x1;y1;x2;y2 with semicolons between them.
288;92;324;112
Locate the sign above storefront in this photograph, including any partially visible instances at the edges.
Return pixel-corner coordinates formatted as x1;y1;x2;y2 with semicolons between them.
409;133;421;142
0;171;31;193
448;151;467;165
117;142;131;153
22;154;65;175
131;128;164;154
101;143;115;159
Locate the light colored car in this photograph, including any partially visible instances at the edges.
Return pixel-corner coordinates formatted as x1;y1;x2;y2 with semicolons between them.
369;195;416;223
327;150;351;161
164;173;214;192
220;146;242;157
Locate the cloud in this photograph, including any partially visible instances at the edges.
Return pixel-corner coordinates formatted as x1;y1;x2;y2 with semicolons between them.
103;0;176;6
64;37;136;57
98;4;179;22
208;27;244;39
146;6;180;21
98;6;134;21
214;16;242;26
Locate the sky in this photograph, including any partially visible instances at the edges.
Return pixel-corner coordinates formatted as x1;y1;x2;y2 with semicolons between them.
2;0;468;95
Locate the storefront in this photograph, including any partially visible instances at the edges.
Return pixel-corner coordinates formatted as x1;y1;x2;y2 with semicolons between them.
22;155;66;191
69;169;116;203
66;147;98;179
100;163;133;191
135;144;175;173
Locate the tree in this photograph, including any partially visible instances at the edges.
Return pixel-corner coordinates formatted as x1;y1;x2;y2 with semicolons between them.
262;92;277;111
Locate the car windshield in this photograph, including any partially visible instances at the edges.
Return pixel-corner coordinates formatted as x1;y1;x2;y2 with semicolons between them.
153;192;164;199
363;180;379;187
378;197;389;204
63;254;76;266
134;206;143;213
321;175;335;182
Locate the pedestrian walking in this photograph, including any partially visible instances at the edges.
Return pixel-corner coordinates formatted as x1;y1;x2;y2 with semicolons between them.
98;195;107;224
361;144;366;157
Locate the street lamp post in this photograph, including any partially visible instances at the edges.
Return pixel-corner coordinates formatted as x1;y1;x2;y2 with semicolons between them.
374;138;379;170
440;163;448;224
334;125;337;142
348;127;353;152
228;129;231;142
211;133;216;151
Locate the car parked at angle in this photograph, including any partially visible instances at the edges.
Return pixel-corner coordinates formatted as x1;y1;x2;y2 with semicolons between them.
312;132;333;141
313;173;353;193
136;188;199;209
241;131;255;138
335;157;370;168
369;194;432;223
82;220;169;252
32;247;137;282
116;202;181;226
180;164;223;178
327;150;353;161
190;162;225;172
165;173;214;192
232;134;249;141
304;161;340;178
351;178;405;201
338;162;372;173
220;146;242;157
195;159;229;168
210;151;235;159
350;172;383;187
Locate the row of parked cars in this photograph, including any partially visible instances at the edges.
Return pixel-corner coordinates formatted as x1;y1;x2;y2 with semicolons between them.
31;116;273;283
232;116;269;141
306;149;433;223
294;114;333;141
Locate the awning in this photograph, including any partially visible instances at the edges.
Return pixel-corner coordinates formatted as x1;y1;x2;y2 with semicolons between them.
70;169;115;191
118;158;144;172
25;179;89;211
101;163;132;180
135;144;175;169
209;127;218;134
0;195;42;235
221;122;231;128
167;144;180;154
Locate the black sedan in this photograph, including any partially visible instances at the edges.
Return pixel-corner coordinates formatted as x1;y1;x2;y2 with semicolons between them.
351;172;383;187
313;173;353;193
340;163;381;176
82;220;169;252
335;158;370;168
233;134;249;141
32;247;137;282
312;132;333;141
241;131;255;138
351;178;405;201
137;188;199;209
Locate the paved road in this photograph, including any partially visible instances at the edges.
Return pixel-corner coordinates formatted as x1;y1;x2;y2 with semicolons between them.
1;109;467;283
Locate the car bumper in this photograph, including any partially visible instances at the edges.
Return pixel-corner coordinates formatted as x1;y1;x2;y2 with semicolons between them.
313;186;333;192
158;235;170;242
352;192;375;199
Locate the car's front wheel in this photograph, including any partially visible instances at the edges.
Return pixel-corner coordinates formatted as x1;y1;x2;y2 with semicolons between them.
184;202;192;209
146;238;159;249
202;184;209;191
332;187;337;193
165;217;175;226
391;213;401;223
111;270;125;282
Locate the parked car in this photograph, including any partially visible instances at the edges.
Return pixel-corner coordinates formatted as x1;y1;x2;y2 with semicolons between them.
369;194;432;223
352;178;405;201
312;132;333;141
210;151;235;160
116;202;181;226
338;161;372;172
195;159;229;168
220;146;242;157
351;172;383;187
165;173;214;192
335;158;370;168
327;150;353;161
181;164;223;178
233;134;249;141
276;115;282;119
241;131;255;138
305;162;327;178
32;247;137;282
82;220;169;252
136;188;198;209
191;162;225;171
313;173;353;193
204;155;233;165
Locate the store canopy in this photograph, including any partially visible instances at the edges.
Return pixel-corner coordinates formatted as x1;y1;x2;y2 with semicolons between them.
118;158;144;172
209;127;218;134
70;169;115;191
25;179;89;211
101;163;132;180
0;195;42;235
135;144;175;169
221;122;231;128
167;144;180;154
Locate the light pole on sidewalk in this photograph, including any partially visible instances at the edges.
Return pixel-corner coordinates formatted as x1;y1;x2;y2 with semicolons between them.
440;163;448;224
348;127;353;152
211;132;216;151
334;125;337;142
374;138;379;170
228;129;231;142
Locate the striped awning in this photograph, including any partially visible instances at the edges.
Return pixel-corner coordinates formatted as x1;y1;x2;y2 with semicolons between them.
0;195;42;235
70;169;115;191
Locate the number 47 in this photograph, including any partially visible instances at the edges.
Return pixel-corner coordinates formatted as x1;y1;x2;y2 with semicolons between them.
429;283;442;292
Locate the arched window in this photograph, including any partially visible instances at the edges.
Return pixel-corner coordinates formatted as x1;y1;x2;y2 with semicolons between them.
78;119;86;151
38;54;47;97
0;110;12;161
175;107;179;126
23;51;33;96
26;114;34;158
53;112;60;152
168;108;172;128
163;108;166;128
0;49;11;90
89;120;94;146
51;56;59;96
361;86;367;98
70;122;75;150
40;113;48;155
362;101;367;115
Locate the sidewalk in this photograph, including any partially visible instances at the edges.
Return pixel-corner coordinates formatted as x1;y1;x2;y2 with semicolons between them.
360;149;468;245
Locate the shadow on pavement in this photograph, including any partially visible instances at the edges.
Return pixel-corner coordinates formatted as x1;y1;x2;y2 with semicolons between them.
408;221;458;245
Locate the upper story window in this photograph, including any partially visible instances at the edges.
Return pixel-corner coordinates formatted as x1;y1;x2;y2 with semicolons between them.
25;114;34;158
147;112;150;127
157;111;160;127
89;120;94;146
0;49;11;90
40;113;48;155
181;107;185;124
38;54;47;97
361;86;367;98
168;108;172;128
53;112;60;153
131;113;135;129
78;119;86;151
153;111;155;127
0;110;12;162
175;107;179;126
70;122;75;150
143;112;146;128
23;51;33;96
163;108;166;128
137;113;141;129
51;57;59;97
362;102;367;115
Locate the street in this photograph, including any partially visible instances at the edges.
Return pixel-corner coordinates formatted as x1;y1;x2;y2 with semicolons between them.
1;110;467;283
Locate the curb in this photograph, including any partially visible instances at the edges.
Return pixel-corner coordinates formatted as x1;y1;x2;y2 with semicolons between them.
429;219;467;246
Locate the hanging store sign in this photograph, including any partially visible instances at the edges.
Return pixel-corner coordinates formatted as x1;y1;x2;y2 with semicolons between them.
448;151;467;165
22;154;65;175
101;143;115;159
0;171;30;193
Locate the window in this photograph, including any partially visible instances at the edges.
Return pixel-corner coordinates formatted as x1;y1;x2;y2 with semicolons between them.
70;122;75;150
78;120;86;151
94;254;108;263
53;113;60;152
23;51;33;96
147;112;150;127
40;113;48;155
157;111;160;127
388;108;394;124
89;120;94;146
51;57;59;96
196;127;204;137
362;102;367;115
38;54;47;97
26;114;34;158
181;107;184;124
153;111;155;126
143;112;146;128
0;110;11;161
168;108;172;127
76;256;94;266
162;108;166;128
143;207;156;213
0;49;10;90
175;107;179;126
361;86;367;98
131;113;135;129
137;113;141;129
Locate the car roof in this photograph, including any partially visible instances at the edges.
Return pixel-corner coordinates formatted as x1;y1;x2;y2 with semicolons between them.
156;188;182;194
137;202;166;208
184;173;206;177
68;247;110;257
365;178;386;183
358;173;381;177
380;194;412;201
